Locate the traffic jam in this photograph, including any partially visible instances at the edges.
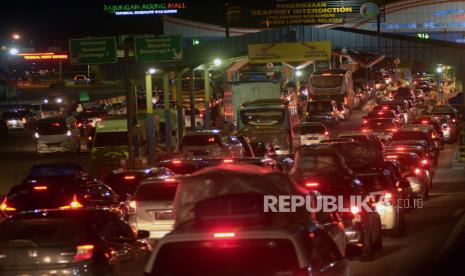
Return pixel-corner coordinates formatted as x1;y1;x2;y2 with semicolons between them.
0;65;461;275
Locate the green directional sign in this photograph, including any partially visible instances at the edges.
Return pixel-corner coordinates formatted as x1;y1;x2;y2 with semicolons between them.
134;35;182;62
69;37;117;64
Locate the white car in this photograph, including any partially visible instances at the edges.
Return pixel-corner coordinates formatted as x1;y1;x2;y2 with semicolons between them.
294;122;329;146
34;116;81;154
358;171;406;233
127;177;179;239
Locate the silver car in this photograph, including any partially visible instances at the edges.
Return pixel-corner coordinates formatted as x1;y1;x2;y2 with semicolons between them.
34;117;81;154
127;177;179;239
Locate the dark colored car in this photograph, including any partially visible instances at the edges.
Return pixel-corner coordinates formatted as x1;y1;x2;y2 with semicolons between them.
413;116;445;149
428;104;461;126
394;87;415;103
0;209;150;275
362;118;400;141
104;167;175;201
363;110;400;125
307;100;339;124
0;119;8;137
1;179;119;217
290;145;382;259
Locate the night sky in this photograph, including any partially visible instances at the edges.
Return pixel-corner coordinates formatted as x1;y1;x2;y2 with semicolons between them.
0;0;394;48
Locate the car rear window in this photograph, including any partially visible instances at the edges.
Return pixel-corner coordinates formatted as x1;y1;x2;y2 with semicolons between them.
0;219;89;246
7;185;74;210
37;120;67;135
149;239;300;275
28;164;82;177
296;154;341;174
134;182;178;201
367;120;395;130
295;125;326;134
181;135;220;147
392;131;428;141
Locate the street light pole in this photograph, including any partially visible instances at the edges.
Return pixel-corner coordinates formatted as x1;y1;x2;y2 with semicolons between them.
204;65;211;129
145;69;156;165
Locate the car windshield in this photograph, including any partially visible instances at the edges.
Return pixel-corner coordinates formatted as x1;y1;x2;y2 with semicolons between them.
308;102;333;113
295;125;326;134
296;153;341;174
28;164;82;177
134;182;178;201
367;120;395;130
182;135;220;147
311;75;343;88
37;120;67;135
0;219;88;246
94;132;128;147
149;239;300;276
240;108;285;125
392;131;427;141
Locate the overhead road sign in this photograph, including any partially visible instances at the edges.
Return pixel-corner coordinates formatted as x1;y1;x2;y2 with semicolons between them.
69;37;117;64
134;35;183;62
248;41;332;63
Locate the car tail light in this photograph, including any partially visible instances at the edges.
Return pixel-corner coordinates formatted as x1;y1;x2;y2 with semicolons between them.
363;119;368;124
377;112;384;115
223;159;233;163
72;244;94;262
396;147;405;151
50;122;61;127
421;159;429;165
88;136;92;141
21;117;27;124
60;194;83;209
213;232;236;238
164;178;176;183
0;198;16;212
124;175;136;180
382;106;388;110
129;200;137;209
452;118;456;123
386;155;398;159
414;168;422;175
362;128;369;132
172;160;181;165
350;206;360;215
77;123;82;128
324;131;329;136
387;128;398;132
33;185;48;191
421;120;429;124
305;182;319;188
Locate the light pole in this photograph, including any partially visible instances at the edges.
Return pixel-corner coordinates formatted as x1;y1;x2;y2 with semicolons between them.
145;68;156;165
436;65;443;104
295;69;302;92
8;47;19;105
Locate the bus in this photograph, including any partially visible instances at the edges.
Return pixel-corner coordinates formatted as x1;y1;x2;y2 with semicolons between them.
308;69;354;109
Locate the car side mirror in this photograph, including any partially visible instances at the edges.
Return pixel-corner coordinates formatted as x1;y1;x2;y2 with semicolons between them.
137;230;150;239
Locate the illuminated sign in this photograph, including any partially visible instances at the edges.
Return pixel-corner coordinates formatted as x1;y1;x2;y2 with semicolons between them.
242;1;384;27
19;53;68;60
434;9;464;17
417;33;430;39
104;2;187;16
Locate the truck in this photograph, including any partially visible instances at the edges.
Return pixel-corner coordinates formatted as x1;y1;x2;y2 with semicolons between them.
238;99;293;155
223;81;281;127
308;69;355;109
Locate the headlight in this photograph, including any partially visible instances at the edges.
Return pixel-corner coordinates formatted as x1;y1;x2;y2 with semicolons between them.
55;98;63;104
34;132;40;138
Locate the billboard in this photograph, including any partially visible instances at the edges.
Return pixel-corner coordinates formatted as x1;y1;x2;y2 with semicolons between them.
248;41;332;63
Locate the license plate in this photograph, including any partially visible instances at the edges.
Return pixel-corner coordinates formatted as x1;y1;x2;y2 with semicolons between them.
155;211;174;220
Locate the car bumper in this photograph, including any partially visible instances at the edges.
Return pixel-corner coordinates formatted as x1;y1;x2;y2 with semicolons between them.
0;263;97;276
131;222;174;239
6;121;25;129
37;142;75;153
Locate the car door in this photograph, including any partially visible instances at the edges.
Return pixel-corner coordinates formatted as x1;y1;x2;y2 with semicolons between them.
94;215;149;276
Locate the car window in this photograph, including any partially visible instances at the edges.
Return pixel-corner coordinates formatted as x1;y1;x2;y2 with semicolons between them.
94;216;135;241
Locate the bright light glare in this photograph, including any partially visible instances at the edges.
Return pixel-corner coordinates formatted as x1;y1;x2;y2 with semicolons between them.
11;33;20;40
213;58;222;66
295;70;303;77
9;48;18;55
148;68;156;74
436;67;443;73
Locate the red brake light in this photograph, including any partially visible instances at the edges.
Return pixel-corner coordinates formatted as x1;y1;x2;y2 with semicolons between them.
33;186;48;191
0;198;16;212
350;206;360;215
414;168;422;175
322;73;332;76
377;112;383;115
421;120;429;124
386;155;398;159
208;137;215;142
305;182;319;188
213;232;236;238
421;159;429;165
72;244;94;262
363;119;368;124
88;136;92;141
172;160;181;165
164;178;176;183
382;106;388;110
362;128;369;132
124;175;136;180
129;200;136;209
50;122;61;127
324;131;329;136
452;118;457;123
387;128;398;132
396;147;405;151
223;159;234;163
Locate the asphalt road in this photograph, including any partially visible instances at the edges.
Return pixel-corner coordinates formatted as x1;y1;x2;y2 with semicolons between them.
0;109;464;275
